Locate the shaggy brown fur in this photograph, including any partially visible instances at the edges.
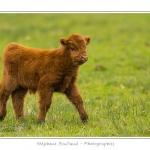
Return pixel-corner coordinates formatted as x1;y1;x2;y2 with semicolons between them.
0;34;90;123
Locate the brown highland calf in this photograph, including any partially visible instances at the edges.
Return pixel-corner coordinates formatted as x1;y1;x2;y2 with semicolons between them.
0;34;90;123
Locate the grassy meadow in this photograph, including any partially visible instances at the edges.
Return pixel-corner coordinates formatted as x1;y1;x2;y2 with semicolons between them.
0;13;150;137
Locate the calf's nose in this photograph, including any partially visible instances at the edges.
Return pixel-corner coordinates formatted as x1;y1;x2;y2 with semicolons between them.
81;55;88;62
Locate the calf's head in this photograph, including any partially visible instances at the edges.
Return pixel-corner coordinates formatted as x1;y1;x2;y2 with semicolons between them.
60;34;90;66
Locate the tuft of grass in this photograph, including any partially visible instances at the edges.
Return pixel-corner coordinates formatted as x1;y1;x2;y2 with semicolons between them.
0;13;150;137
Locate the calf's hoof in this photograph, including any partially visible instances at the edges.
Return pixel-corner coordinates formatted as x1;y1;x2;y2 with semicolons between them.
81;113;88;124
16;116;25;122
37;118;45;124
16;114;24;119
0;115;5;121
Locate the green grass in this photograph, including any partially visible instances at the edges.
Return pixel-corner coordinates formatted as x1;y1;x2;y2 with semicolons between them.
0;13;150;137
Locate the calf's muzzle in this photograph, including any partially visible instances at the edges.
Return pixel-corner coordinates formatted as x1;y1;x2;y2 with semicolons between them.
81;55;88;62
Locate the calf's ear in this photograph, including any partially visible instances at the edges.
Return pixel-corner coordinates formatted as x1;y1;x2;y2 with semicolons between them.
60;38;67;46
85;36;90;45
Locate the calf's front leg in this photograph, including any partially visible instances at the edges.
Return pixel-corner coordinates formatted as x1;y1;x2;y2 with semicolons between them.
38;90;53;123
65;84;88;124
38;86;53;123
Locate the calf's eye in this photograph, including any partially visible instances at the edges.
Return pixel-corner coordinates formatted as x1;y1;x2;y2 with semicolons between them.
71;47;75;51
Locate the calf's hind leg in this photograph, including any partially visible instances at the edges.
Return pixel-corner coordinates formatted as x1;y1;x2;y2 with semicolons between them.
0;74;19;121
11;87;28;120
0;86;11;121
